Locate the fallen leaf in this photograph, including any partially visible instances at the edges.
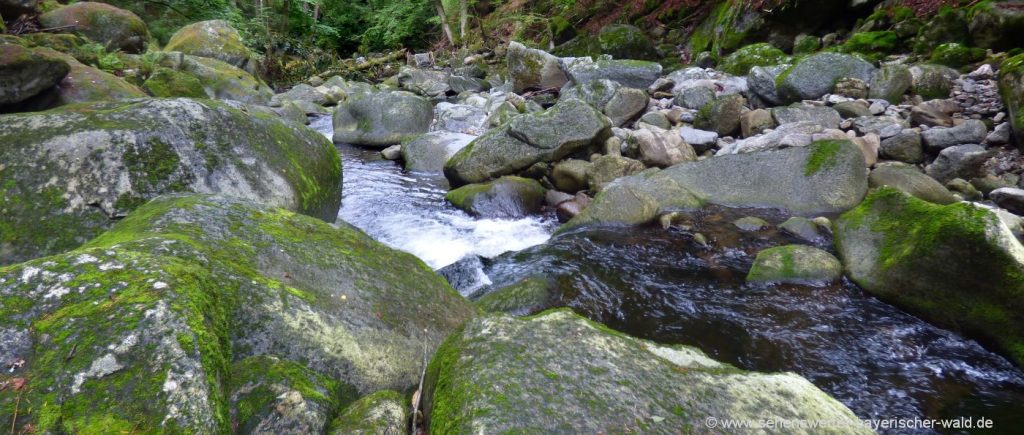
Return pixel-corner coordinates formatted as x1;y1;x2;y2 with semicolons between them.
11;377;27;391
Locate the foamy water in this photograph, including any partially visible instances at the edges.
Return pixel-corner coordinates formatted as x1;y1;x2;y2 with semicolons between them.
312;116;555;271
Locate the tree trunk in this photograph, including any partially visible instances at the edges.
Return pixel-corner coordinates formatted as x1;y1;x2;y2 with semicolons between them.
432;0;454;46
459;0;468;48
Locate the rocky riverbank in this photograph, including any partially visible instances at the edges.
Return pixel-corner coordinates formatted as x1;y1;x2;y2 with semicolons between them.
2;0;1024;433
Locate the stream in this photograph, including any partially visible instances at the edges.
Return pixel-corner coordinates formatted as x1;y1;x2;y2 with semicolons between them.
317;116;1024;432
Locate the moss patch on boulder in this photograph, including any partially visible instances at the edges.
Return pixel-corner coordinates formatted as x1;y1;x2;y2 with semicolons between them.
834;187;1024;367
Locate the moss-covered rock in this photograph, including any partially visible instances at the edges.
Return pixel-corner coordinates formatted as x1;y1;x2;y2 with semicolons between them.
868;64;912;104
0;44;69;105
141;67;206;98
969;1;1024;52
998;53;1024;147
0;98;342;265
176;54;273;104
562;140;868;231
329;390;407;434
912;6;971;55
424;309;867;434
0;194;476;432
777;52;877;103
834;187;1024;367
747;245;843;285
444;98;610;186
164;20;256;75
11;47;145;110
929;42;986;68
566;59;663;89
596;24;658;61
868;164;958;205
445;176;545;219
909;63;960;100
719;42;787;76
332;90;433;148
507;41;568;94
694;94;745;137
38;2;149;53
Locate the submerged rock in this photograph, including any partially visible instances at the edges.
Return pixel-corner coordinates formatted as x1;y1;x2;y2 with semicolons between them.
563;140;868;230
444;98;610;186
0;194;475;432
445;176;545;219
424;309;867;434
0;98;342;265
332;90;433;147
834;187;1024;367
747;245;843;285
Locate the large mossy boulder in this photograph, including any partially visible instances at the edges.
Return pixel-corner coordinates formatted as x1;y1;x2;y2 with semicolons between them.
562;140;868;231
507;41;568;93
0;194;476;433
834;187;1024;367
999;54;1024;147
332;90;433;148
0;44;69;105
719;42;787;76
0;98;342;265
38;2;149;53
596;24;658;61
424;309;867;434
776;52;876;103
164;20;256;74
444;98;610;186
13;47;145;110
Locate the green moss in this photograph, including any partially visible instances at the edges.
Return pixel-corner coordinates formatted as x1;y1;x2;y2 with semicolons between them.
837;31;899;62
142;67;207;98
929;42;986;68
474;276;550;315
229;355;356;431
719;43;787;76
328;390;406;434
804;140;845;177
836;187;1024;366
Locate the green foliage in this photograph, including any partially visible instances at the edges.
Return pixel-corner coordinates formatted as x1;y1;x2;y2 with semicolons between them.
72;42;125;74
359;0;436;51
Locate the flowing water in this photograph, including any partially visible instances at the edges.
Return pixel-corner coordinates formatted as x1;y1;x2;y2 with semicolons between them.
316;116;1024;432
